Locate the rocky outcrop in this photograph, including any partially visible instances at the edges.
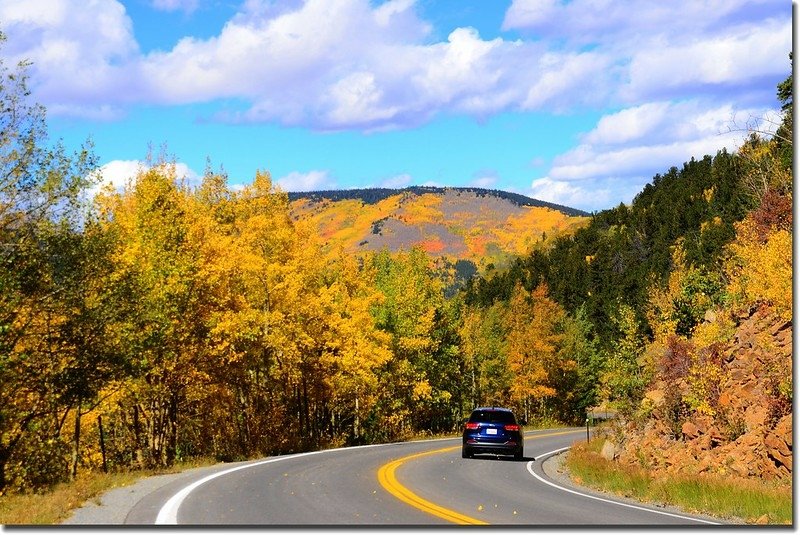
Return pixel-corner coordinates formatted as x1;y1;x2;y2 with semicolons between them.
611;306;792;485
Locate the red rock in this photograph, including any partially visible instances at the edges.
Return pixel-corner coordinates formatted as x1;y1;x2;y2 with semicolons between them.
682;421;699;440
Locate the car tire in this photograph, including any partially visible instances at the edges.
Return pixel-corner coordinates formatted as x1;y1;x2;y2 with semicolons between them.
514;448;523;461
462;447;472;459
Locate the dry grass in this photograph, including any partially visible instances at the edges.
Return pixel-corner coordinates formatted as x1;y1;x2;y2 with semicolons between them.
565;438;792;525
0;457;217;525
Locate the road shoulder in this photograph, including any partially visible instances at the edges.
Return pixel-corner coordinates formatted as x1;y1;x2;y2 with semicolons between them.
541;451;742;525
61;463;235;525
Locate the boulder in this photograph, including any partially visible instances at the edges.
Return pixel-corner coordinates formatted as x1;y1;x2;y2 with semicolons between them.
763;415;792;479
682;421;699;440
600;440;618;461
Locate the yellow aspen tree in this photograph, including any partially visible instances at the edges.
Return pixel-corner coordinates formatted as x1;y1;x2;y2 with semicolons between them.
505;283;565;423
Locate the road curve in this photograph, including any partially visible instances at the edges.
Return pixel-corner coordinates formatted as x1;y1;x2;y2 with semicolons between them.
120;427;722;526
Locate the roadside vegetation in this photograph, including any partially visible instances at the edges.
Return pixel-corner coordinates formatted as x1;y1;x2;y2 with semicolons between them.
565;437;792;525
0;456;217;525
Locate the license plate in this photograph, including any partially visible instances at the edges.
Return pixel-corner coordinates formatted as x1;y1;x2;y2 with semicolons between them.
486;428;498;435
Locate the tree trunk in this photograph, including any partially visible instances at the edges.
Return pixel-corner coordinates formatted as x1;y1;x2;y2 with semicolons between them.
133;404;143;468
71;405;82;479
166;391;178;466
98;416;107;473
0;446;10;492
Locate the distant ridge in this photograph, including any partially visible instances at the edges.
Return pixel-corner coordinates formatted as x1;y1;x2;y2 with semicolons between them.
286;186;590;217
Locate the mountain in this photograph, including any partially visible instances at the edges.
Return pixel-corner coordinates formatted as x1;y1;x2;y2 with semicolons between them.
288;186;590;271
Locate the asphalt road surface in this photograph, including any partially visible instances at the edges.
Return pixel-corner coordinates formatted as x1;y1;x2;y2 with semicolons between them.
68;427;725;526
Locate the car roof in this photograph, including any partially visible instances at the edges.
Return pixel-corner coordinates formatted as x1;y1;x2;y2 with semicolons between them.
472;407;513;412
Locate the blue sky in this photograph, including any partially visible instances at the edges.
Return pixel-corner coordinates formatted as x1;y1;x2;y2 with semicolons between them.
2;0;792;211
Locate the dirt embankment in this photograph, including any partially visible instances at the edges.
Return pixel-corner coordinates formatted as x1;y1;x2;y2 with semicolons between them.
603;305;792;484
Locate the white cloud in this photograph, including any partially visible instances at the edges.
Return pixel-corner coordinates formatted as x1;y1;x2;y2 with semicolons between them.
503;0;790;107
554;101;776;182
88;159;201;197
529;177;612;211
582;102;672;146
503;0;786;46
89;159;143;196
528;175;652;212
502;0;559;30
1;0;140;117
3;0;623;130
4;0;791;212
275;170;334;191
322;71;400;129
7;0;787;132
379;173;413;188
624;19;791;101
470;169;499;188
529;98;781;209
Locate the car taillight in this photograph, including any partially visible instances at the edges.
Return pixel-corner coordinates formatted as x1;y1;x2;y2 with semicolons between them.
504;424;520;431
464;422;480;430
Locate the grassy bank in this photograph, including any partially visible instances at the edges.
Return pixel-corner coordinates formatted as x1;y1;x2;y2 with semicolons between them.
565;438;792;525
0;457;216;525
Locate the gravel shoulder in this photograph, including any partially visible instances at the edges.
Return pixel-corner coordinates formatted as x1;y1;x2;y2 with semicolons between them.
60;462;248;525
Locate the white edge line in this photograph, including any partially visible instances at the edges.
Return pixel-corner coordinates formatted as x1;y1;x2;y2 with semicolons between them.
154;435;460;524
527;448;720;525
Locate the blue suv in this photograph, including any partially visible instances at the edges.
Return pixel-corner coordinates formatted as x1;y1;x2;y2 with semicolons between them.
461;407;524;460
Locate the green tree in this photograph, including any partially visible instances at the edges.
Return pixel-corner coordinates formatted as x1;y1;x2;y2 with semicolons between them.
599;303;647;417
0;32;100;491
369;247;460;438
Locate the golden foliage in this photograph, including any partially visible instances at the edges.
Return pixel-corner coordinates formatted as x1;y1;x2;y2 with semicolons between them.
725;214;792;320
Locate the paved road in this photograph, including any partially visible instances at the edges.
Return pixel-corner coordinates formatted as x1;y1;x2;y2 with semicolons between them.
65;427;724;526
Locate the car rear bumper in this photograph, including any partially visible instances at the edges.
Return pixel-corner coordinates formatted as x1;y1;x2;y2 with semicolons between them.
463;438;521;455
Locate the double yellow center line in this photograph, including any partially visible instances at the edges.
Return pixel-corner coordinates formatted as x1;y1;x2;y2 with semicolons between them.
377;430;579;525
377;445;486;524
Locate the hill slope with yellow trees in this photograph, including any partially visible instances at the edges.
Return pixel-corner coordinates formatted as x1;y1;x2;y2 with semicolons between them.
288;187;589;272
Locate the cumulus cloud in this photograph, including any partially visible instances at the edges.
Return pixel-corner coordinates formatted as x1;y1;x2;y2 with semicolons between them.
275;170;334;191
529;176;611;211
531;98;778;210
503;0;786;47
379;173;413;188
89;159;143;196
87;159;201;197
5;0;790;210
3;0;620;130
503;0;790;106
470;169;499;188
623;19;791;102
0;0;140;118
550;101;774;182
5;0;788;131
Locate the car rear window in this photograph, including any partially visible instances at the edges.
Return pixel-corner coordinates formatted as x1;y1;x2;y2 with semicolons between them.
469;410;516;424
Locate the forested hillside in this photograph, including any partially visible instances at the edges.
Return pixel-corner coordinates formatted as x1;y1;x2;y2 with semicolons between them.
0;28;791;498
289;187;589;280
463;149;750;350
460;61;793;485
